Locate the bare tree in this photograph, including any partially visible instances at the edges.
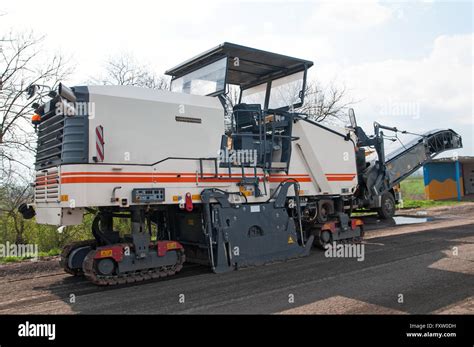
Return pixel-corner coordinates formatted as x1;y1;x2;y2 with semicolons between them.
0;31;72;177
222;85;241;131
298;80;355;125
0;30;71;243
94;54;170;90
223;80;353;129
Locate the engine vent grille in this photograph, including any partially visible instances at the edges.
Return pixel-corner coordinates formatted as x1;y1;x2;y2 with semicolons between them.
35;167;60;203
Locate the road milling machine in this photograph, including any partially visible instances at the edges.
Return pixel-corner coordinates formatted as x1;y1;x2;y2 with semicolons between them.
20;43;462;285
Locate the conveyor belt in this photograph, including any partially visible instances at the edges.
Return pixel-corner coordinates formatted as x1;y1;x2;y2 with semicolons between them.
384;129;462;188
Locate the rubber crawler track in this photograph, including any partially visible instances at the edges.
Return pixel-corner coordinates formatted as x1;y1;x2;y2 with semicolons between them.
82;247;186;286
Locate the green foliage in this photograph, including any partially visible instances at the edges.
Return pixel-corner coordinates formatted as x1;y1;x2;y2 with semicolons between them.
400;177;426;200
0;256;28;263
0;208;133;255
0;211;93;253
401;199;462;209
38;248;62;257
0;247;62;264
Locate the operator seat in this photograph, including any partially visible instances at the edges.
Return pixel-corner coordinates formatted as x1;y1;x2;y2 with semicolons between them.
233;103;262;133
228;103;263;166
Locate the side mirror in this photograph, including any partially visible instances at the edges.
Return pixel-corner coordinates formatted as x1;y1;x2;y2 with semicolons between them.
348;108;357;128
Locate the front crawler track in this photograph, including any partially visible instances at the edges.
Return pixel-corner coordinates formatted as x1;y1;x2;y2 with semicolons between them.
60;240;97;276
82;248;186;286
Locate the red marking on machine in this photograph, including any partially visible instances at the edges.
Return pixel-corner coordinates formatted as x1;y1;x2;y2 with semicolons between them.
93;245;124;262
157;241;184;257
95;125;104;162
325;173;356;181
185;192;193;211
321;221;337;233
35;175;59;186
351;218;364;230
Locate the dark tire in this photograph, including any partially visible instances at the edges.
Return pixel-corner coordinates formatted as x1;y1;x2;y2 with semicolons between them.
316;203;331;223
377;192;396;219
60;240;96;276
313;229;333;249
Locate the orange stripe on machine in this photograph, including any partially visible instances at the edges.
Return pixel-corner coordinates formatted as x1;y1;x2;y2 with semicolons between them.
60;172;312;184
325;173;356;181
60;171;311;177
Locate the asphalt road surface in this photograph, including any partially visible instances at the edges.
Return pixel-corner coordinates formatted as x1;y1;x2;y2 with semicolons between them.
0;205;473;314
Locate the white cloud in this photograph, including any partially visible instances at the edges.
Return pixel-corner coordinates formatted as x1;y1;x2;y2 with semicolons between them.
318;33;473;155
306;0;393;32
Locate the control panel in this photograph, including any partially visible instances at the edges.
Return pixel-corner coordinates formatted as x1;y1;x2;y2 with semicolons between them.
132;188;165;203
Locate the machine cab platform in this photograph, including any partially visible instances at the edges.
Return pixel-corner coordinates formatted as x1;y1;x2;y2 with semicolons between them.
166;42;314;173
165;42;313;110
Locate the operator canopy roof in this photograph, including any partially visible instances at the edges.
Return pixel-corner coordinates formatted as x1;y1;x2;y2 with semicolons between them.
165;42;314;89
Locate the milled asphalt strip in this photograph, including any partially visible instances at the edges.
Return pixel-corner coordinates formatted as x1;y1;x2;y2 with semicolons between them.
176;245;461;314
59;224;473;313
166;225;473;314
125;231;470;313
365;218;474;239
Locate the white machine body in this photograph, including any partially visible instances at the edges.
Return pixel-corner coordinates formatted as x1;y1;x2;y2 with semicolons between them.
34;86;357;225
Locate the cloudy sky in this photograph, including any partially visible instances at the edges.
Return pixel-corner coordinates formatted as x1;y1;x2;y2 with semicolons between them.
1;0;472;156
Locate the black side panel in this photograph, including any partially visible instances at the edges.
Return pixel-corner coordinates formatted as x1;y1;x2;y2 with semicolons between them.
35;96;64;170
61;86;89;165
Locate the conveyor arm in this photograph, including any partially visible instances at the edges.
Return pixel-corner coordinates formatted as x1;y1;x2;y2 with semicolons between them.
384;129;463;188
